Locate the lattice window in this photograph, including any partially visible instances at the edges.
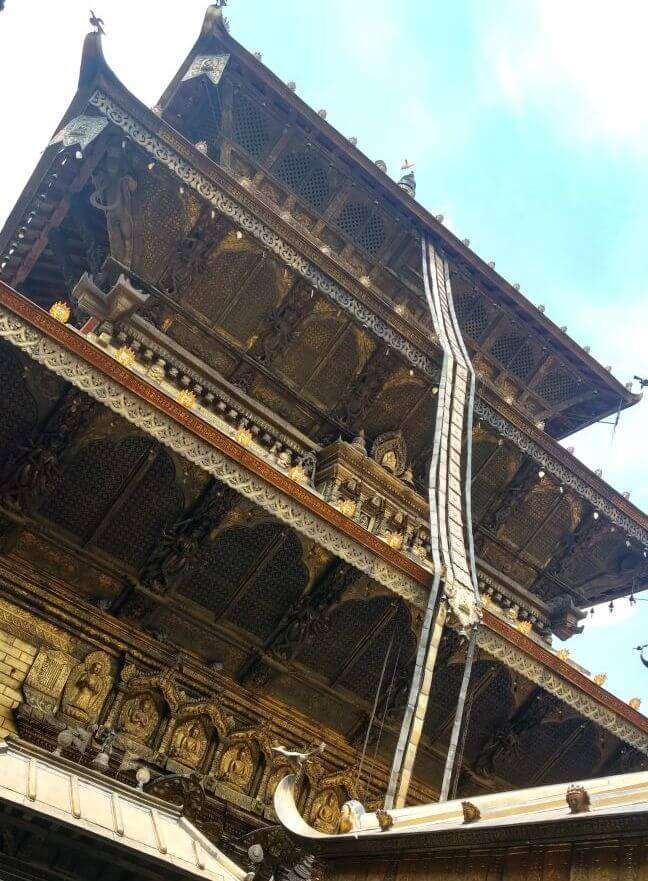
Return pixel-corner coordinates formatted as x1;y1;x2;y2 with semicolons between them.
337;200;386;257
490;334;523;366
232;91;272;159
535;369;582;406
273;150;331;212
508;341;537;381
454;293;489;340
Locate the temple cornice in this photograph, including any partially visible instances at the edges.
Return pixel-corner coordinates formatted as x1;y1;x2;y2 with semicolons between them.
0;280;646;756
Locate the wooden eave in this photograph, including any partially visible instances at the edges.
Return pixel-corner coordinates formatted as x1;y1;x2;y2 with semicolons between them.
1;41;646;546
157;8;638;419
1;277;647;743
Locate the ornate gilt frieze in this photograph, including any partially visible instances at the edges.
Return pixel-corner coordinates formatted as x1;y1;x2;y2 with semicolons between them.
0;303;426;606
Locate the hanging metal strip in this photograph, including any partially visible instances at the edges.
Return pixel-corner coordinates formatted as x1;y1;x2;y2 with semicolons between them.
439;623;478;801
385;238;481;808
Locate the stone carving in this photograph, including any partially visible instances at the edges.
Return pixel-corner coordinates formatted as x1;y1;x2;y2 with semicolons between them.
61;650;112;724
24;649;77;714
169;718;208;766
566;784;591;814
371;431;407;478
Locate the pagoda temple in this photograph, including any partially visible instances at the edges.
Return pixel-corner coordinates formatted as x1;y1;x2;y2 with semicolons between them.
0;5;646;879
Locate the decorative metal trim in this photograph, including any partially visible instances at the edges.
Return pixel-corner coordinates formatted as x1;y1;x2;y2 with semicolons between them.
85;90;648;548
475;399;648;544
477;625;648;755
49;115;109;151
88;90;435;374
181;54;230;86
2;299;647;754
0;305;425;606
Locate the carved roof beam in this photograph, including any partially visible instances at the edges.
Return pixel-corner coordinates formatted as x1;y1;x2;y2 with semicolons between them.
531;718;593;785
214;525;292;622
2;139;108;291
236;560;359;685
139;477;236;595
0;386;96;515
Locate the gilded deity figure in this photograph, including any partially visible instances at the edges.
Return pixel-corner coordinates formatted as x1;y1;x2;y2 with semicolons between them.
170;720;206;765
118;694;159;741
62;651;112;724
220;742;254;790
310;788;341;834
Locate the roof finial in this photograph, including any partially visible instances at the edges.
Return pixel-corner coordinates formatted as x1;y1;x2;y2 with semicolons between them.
398;160;416;197
89;9;105;35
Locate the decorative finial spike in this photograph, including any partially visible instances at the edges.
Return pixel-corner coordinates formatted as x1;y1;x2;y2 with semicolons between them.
89;9;105;34
398;162;416;197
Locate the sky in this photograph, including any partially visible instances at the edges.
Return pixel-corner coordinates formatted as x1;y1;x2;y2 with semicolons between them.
0;1;646;704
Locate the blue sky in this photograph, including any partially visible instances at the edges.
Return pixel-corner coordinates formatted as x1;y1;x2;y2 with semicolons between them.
1;1;646;703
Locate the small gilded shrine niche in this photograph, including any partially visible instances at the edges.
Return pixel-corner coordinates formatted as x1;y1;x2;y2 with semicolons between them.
217;723;273;794
314;430;431;564
106;665;190;752
301;764;359;835
161;700;230;769
23;646;114;721
61;650;113;724
370;431;407;477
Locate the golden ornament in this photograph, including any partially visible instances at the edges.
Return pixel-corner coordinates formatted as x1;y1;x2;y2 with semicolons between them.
288;464;308;484
556;649;570;662
176;389;197;409
385;530;403;550
516;620;533;635
115;346;136;368
593;673;607;687
335;498;356;517
629;697;642;710
235;426;253;446
49;300;71;323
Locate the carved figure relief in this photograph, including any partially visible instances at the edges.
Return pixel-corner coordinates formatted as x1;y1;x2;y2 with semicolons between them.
117;693;160;743
24;649;77;714
309;788;342;834
90;141;139;267
61;650;112;724
219;741;255;791
371;431;407;477
169;719;208;767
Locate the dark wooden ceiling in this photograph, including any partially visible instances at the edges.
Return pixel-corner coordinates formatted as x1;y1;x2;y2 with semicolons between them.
0;339;644;801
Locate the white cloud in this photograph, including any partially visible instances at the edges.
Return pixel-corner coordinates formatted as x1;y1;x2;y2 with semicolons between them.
479;0;648;150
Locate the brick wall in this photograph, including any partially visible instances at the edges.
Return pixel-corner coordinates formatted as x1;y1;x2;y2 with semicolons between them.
0;629;36;737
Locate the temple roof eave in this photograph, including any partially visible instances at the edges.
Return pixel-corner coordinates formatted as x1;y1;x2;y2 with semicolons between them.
273;769;648;854
156;5;637;415
1;279;648;756
1;64;645;546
